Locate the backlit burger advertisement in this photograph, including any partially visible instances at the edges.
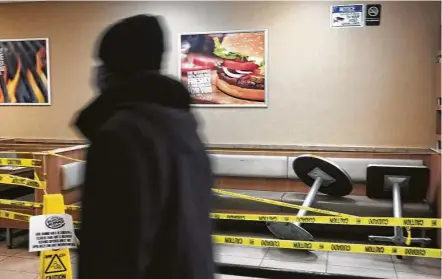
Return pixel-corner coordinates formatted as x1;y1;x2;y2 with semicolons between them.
179;30;267;107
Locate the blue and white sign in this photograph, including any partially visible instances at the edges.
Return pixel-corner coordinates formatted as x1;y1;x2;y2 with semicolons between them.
331;4;364;28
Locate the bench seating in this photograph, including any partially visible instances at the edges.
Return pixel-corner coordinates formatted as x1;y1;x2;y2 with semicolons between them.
60;155;431;217
61;162;86;191
209;154;424;181
210;154;432;220
58;154;433;236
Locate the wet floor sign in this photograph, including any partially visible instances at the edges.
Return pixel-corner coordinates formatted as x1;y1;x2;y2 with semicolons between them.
40;250;71;279
34;194;74;279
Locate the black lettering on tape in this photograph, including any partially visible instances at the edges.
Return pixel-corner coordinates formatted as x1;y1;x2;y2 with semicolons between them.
368;218;389;225
226;215;245;220
403;219;424;227
224;237;243;245
329;217;349;224
296;217;316;223
331;244;351;251
258;216;277;222
14;214;29;222
364;246;385;254
293;243;312;249
7;159;21;166
261;240;280;247
405;248;426;256
26;180;40;188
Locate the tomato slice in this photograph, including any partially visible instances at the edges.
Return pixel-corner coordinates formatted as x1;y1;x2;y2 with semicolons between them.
223;60;258;71
252;68;264;76
191;55;222;68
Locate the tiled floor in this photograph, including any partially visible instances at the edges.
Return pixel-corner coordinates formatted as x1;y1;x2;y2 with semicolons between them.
213;244;441;279
0;243;440;279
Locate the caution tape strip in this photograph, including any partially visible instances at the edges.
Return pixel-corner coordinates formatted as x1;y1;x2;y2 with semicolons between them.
211;213;442;229
0;210;31;222
0;199;42;209
213;235;442;259
0;158;41;168
0;199;81;211
0;174;45;189
0;197;440;228
1;211;438;259
213;188;355;217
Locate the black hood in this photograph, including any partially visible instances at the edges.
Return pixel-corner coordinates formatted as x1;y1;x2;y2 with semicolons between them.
97;14;165;74
74;71;191;141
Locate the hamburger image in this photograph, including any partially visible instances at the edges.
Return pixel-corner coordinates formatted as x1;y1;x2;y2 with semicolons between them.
212;32;265;101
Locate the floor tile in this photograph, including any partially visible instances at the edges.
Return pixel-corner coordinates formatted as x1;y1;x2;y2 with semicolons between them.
0;269;38;279
0;257;39;273
396;271;441;279
215;254;262;267
260;259;326;273
393;257;441;276
14;250;39;259
0;246;22;257
328;252;394;271
327;265;396;279
264;249;327;263
214;244;268;259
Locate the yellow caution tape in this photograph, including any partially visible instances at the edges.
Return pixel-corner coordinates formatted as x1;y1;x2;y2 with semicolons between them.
0;174;45;189
0;158;41;168
213;234;442;259
0;209;31;222
0;199;81;211
0;199;42;209
406;227;412;245
1;196;438;228
2;209;438;258
213;188;355;217
211;213;442;228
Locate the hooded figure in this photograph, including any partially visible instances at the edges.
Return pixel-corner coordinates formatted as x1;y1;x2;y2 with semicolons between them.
74;15;214;279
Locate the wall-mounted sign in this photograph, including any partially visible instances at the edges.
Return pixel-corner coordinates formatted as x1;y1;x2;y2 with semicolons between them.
365;4;382;26
0;38;50;106
331;4;364;28
179;29;268;107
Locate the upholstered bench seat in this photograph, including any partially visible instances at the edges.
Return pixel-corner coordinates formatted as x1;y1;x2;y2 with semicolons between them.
213;189;433;218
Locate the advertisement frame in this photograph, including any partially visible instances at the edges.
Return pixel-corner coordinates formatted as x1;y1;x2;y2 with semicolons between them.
0;37;51;106
178;29;268;108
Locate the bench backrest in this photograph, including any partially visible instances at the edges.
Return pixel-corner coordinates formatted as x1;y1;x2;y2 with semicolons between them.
209;154;423;182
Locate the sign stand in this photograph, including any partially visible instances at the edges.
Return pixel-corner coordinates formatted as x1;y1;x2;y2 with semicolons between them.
37;194;74;279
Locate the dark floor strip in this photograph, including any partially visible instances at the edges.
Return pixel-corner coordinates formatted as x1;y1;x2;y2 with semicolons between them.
216;263;381;279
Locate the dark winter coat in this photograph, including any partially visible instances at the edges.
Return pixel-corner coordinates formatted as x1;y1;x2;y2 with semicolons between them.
74;71;215;279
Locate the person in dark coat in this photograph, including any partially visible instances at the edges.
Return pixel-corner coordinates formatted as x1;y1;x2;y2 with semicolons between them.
74;15;215;279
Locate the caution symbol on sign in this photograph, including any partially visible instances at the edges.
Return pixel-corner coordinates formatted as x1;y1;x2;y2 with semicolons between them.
45;254;67;274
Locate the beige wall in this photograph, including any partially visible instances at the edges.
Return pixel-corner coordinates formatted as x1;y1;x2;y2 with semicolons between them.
0;1;439;148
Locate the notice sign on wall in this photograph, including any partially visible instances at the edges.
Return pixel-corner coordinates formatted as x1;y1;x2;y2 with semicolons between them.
29;214;77;252
365;4;382;26
331;4;364;28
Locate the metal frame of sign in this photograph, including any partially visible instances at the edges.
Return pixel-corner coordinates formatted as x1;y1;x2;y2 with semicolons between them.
330;4;365;29
177;29;269;108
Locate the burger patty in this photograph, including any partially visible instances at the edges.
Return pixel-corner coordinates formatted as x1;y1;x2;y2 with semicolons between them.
217;68;265;90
